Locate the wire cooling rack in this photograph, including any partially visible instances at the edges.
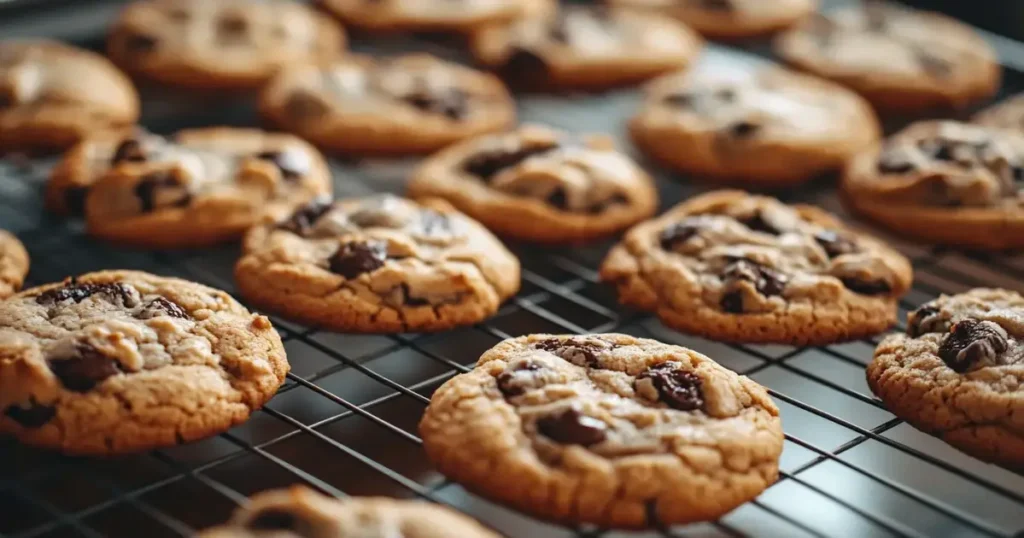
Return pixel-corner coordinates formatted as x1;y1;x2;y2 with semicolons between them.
3;4;1024;538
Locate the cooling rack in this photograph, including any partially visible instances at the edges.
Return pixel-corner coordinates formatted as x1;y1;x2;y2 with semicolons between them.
2;1;1024;537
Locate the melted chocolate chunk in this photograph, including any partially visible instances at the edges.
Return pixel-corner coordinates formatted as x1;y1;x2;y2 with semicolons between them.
255;149;311;181
135;171;191;213
814;230;859;258
36;280;138;307
663;92;695;108
719;259;787;313
937;319;1009;373
501;47;550;88
64;186;88;217
726;121;760;139
638;362;704;411
587;193;628;215
217;14;249;42
122;33;159;54
279;197;334;235
536;407;607;446
462;143;558;181
697;0;734;11
546;187;568;210
4;402;56;428
496;361;541;397
246;509;300;532
659;219;702;251
285;90;331;121
906;304;942;337
406;88;469;121
840;277;891;295
49;346;124;393
328;240;388;279
535;338;602;367
142;297;189;319
738;211;781;235
111;138;149;164
916;50;953;79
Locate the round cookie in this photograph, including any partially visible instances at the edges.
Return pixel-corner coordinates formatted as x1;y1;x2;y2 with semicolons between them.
46;127;147;216
774;2;1000;114
199;486;500;538
600;190;913;345
82;127;332;249
0;230;29;299
260;54;515;156
973;92;1024;132
318;0;546;33
107;0;345;90
409;124;659;243
471;5;702;91
608;0;816;39
842;120;1024;250
234;195;520;333
0;40;138;152
867;289;1024;470
0;270;288;455
419;333;783;528
630;66;880;187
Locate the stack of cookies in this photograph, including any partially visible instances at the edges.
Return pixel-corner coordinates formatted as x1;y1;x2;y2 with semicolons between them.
1;0;1022;535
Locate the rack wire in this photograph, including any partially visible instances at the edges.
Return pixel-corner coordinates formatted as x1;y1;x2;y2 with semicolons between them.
2;5;1024;538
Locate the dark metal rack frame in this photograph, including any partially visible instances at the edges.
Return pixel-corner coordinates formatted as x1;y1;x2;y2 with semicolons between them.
2;1;1024;537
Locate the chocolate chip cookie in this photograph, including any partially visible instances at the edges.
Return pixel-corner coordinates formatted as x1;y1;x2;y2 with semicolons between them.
973;92;1024;132
601;190;913;345
0;271;288;455
318;0;547;33
408;124;659;243
0;40;139;152
0;230;28;299
199;486;500;538
80;127;332;248
471;5;702;91
259;54;515;155
420;333;783;528
868;289;1024;470
842;120;1024;250
630;66;880;187
235;195;520;333
774;2;1000;114
608;0;816;39
46;127;145;216
108;0;345;90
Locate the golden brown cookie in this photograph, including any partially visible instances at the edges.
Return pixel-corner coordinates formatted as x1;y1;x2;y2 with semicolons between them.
0;230;28;299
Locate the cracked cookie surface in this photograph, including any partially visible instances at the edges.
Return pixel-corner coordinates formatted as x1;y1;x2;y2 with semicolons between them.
867;288;1024;470
608;0;816;39
318;0;546;32
260;54;514;155
0;270;288;455
409;124;658;243
774;2;999;113
107;0;345;90
0;230;28;299
630;66;879;187
842;120;1024;249
235;195;520;333
600;190;913;345
419;333;783;528
200;486;500;538
0;40;138;152
471;5;702;90
79;127;331;248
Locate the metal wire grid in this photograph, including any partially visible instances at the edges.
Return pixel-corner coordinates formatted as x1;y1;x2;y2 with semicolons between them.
2;19;1024;538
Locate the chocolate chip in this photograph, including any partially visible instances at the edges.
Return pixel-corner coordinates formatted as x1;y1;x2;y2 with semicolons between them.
217;14;249;42
141;297;189;319
501;47;549;88
328;240;388;279
738;210;781;235
246;509;300;532
462;144;558;181
49;346;123;393
4;402;56;428
877;148;916;174
659;220;703;251
663;92;694;108
285;91;331;122
719;259;787;313
279;197;334;235
637;362;704;411
122;33;158;54
166;6;190;21
396;283;430;307
916;50;952;79
135;172;191;213
405;88;469;121
726;121;760;139
536;407;607;446
36;280;138;307
496;361;541;397
937;319;1009;373
587;193;628;215
814;230;858;258
840;277;891;295
907;304;943;337
697;0;733;10
64;186;88;217
255;150;311;181
111;138;148;164
546;187;568;210
535;338;602;367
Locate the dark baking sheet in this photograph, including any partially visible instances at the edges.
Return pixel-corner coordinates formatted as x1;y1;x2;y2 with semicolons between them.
2;1;1024;537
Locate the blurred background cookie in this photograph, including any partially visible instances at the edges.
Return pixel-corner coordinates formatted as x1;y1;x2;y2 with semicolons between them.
608;0;816;39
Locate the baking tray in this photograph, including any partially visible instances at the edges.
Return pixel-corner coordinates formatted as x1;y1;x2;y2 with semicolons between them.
2;1;1024;537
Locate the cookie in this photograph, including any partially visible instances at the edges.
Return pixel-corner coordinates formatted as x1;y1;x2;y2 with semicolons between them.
774;2;1000;114
608;0;816;39
0;230;29;299
199;486;500;538
80;127;332;249
842;120;1024;250
0;270;288;455
630;66;880;187
318;0;547;33
408;124;659;243
600;190;913;345
0;40;139;152
471;5;702;91
234;195;520;333
107;0;345;90
419;333;783;528
46;127;144;216
867;289;1024;470
260;54;515;156
973;92;1024;132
